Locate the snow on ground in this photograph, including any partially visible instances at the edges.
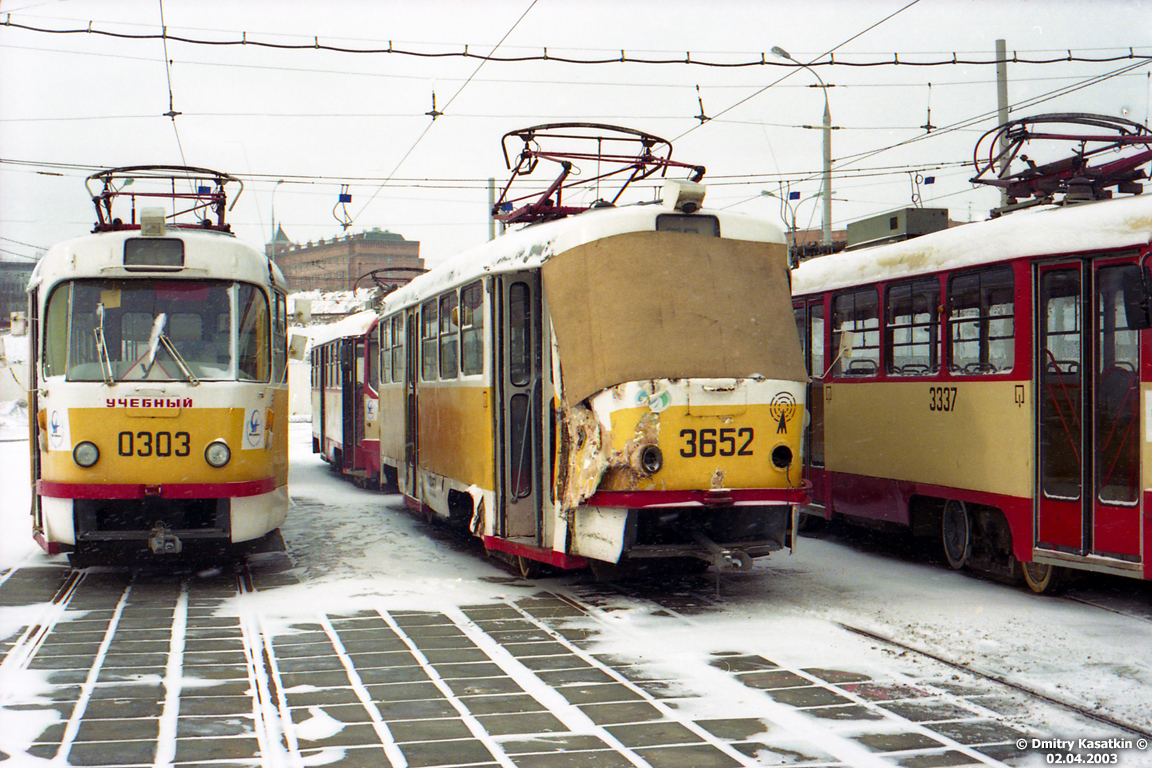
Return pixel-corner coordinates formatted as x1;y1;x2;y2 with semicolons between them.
2;414;1151;764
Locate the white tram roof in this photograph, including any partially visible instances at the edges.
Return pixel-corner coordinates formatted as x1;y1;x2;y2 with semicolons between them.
307;309;379;347
792;193;1152;295
29;228;287;293
381;197;786;313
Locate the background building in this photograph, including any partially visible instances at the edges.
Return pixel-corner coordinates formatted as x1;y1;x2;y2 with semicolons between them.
270;227;424;293
0;262;34;327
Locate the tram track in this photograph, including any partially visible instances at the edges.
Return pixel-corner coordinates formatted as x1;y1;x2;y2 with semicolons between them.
835;621;1152;742
553;571;1152;760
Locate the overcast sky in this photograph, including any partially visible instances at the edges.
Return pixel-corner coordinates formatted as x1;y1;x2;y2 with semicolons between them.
2;0;1151;267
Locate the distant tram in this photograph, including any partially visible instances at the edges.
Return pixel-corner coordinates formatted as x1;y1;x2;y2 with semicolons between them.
792;115;1152;592
28;166;290;561
315;124;809;576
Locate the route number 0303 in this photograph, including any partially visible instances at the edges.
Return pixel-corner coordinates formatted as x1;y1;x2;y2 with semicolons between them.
680;427;754;458
929;386;958;412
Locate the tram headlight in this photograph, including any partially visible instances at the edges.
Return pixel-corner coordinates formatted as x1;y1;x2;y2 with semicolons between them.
73;441;100;468
771;445;793;469
205;440;231;468
639;444;663;474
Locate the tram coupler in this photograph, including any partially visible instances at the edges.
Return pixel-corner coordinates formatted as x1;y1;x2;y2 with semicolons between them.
148;522;183;555
690;529;753;570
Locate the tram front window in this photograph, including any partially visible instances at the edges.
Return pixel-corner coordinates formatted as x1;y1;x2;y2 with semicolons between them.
44;279;271;383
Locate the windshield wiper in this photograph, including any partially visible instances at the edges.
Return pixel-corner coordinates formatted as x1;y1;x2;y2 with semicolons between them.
93;304;115;385
145;313;200;386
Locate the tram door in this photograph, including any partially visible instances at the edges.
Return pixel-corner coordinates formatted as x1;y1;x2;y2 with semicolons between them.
350;339;366;469
795;300;826;508
1036;258;1142;561
496;273;543;541
401;308;418;498
340;339;357;472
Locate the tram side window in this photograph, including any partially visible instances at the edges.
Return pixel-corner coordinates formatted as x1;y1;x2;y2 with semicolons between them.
948;267;1014;374
886;278;940;375
793;304;807;374
832;288;880;377
420;300;438;381
273;294;288;384
811;303;825;378
380;319;391;385
391;315;404;383
461;281;484;376
439;292;459;380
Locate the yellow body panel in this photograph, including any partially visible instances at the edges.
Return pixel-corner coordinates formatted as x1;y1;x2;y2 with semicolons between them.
417;384;495;489
824;380;1031;497
378;385;405;465
600;402;805;492
43;407;277;485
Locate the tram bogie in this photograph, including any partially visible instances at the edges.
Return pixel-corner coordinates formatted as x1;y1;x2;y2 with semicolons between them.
28;166;290;561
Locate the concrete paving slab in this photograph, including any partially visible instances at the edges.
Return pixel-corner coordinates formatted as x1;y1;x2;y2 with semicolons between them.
295;722;383;749
734;669;812;690
897;750;989;767
386;717;474;743
283;686;363;708
397;736;496;767
177;694;256;717
445;677;525;696
761;684;855;708
365;681;445;702
632;743;742;768
708;653;780;673
516;654;594;672
692;718;771;740
929;719;1029;746
74;716;160;743
173;735;261;762
65;738;157;765
175;715;256;738
604;720;705;747
354;665;432;685
470;710;569;736
458;693;548;715
374;699;461;721
856;731;950;752
421;648;492;665
506;749;635;768
535;667;617;686
880;699;981;722
554;682;645;705
577;700;665;725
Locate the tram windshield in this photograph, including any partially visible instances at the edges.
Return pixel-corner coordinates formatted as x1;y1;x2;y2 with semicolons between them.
43;279;272;383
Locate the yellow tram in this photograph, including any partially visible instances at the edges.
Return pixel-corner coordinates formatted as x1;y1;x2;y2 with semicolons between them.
28;166;290;561
358;125;809;575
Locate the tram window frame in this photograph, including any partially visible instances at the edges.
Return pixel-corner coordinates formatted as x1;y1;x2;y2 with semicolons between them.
947;266;1015;375
460;280;484;376
273;293;288;384
439;292;459;380
390;315;404;383
380;318;391;384
886;278;940;376
420;300;439;381
367;329;380;391
831;288;880;377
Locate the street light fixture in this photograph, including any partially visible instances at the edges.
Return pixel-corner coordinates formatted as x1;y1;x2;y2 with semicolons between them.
761;189;823;264
270;179;285;245
772;46;832;249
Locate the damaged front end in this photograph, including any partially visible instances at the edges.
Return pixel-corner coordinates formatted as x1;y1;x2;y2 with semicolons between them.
558;377;807;571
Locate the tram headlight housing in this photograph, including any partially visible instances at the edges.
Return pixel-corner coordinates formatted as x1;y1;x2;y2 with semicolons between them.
205;440;231;468
639;444;663;474
73;441;100;468
771;445;793;469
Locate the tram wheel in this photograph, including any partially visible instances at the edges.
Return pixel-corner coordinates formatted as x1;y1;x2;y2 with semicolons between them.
1021;560;1063;594
941;499;971;570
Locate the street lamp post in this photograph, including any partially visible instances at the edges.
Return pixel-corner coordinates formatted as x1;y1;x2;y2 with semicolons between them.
772;46;832;249
270;179;285;245
761;189;823;264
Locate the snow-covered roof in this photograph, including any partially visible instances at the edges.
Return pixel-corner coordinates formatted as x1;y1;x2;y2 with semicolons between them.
306;309;378;347
792;194;1152;295
381;198;784;312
